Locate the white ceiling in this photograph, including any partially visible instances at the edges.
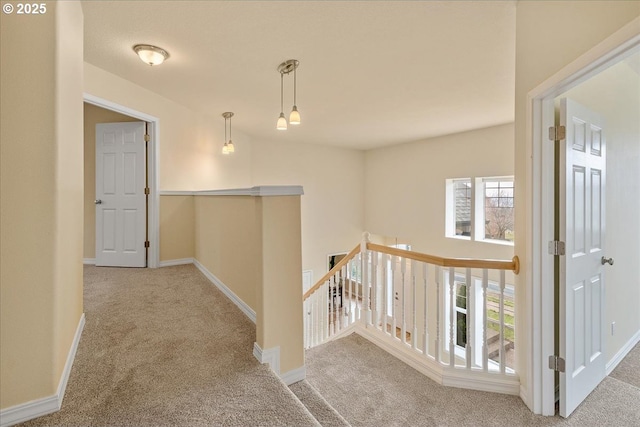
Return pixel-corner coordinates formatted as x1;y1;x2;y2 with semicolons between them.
82;1;516;150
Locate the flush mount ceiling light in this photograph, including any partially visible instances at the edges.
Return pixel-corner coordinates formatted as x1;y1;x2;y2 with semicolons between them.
276;59;301;130
133;44;170;66
222;112;235;155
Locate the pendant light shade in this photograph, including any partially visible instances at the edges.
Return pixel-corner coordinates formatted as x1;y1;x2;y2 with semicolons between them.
222;112;235;154
276;59;301;130
133;44;169;66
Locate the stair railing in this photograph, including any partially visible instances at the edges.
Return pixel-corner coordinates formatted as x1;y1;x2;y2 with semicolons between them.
303;232;520;378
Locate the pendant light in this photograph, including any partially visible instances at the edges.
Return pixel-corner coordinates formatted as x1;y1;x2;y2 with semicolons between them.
277;72;288;130
222;112;235;154
289;62;301;125
276;59;301;130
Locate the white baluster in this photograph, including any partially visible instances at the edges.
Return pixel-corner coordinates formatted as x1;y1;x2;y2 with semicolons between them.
465;268;472;369
355;253;361;321
391;256;397;338
340;265;347;331
401;257;407;344
449;268;455;367
382;254;388;334
322;282;328;342
499;270;506;373
412;259;418;350
435;266;441;363
371;251;378;328
423;263;429;358
482;269;489;372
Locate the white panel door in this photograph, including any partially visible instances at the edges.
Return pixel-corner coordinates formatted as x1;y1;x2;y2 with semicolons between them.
95;122;146;267
559;98;607;417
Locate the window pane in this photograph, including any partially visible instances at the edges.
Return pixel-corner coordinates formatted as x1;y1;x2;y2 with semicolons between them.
456;283;467;310
454;180;471;237
456;311;467;347
484;180;514;242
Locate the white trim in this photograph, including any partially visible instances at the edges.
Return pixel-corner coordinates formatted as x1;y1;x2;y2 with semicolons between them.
606;330;640;375
192;186;304;197
0;314;85;427
354;323;520;396
83;258;96;265
159;191;194;196
83;93;160;268
526;17;640;415
158;258;194;267
192;259;256;323
280;366;306;386
253;343;281;374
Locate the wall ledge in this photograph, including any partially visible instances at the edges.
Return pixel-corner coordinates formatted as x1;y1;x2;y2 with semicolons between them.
160;185;304;197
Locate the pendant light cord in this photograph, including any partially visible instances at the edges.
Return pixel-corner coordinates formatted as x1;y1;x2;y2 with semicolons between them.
280;72;284;113
293;66;297;106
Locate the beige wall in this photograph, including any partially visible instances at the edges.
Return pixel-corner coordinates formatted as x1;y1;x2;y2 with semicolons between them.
194;196;260;310
1;1;84;409
84;63;253;191
83;103;140;259
365;123;514;261
251;139;365;284
160;195;195;261
561;58;640;360
514;0;640;399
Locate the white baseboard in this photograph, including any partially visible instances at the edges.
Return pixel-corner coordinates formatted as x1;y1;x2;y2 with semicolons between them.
158;257;194;267
355;323;520;396
253;343;305;385
281;366;306;386
0;313;85;427
253;342;281;374
83;258;96;265
193;259;256;323
606;329;640;375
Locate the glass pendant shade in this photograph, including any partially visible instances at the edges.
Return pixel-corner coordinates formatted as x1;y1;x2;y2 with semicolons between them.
222;142;229;154
227;140;235;153
277;113;288;130
289;106;301;125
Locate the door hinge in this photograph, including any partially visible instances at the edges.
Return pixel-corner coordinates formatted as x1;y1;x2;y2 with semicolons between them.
549;355;566;372
548;240;565;256
144;134;150;142
144;187;150;195
548;125;566;141
144;241;150;248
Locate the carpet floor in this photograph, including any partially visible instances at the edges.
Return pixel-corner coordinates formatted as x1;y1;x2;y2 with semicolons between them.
305;333;640;426
20;265;318;427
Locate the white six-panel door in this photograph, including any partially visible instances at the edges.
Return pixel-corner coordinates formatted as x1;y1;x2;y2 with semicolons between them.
559;98;607;417
95;122;147;267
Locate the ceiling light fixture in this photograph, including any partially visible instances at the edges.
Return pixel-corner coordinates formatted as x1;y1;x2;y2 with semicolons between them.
133;44;170;66
276;59;301;129
222;112;235;154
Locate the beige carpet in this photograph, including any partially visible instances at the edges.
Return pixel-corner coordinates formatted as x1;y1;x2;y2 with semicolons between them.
21;265;318;427
610;343;640;389
305;333;640;426
289;380;350;427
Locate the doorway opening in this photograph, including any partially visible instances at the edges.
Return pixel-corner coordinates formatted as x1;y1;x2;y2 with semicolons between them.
83;94;160;268
528;26;639;416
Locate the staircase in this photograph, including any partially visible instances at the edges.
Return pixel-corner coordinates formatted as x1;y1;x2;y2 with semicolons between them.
289;380;350;427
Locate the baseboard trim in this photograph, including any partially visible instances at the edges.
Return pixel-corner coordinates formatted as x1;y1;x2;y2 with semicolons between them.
192;259;256;323
281;366;306;386
606;329;640;375
82;258;96;265
253;342;281;374
355;323;520;396
0;313;85;427
158;258;195;267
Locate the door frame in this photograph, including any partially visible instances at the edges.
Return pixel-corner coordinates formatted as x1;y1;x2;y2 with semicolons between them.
84;93;160;268
526;19;640;415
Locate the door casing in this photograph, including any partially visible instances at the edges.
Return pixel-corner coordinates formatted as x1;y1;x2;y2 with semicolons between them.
84;93;160;268
526;19;640;416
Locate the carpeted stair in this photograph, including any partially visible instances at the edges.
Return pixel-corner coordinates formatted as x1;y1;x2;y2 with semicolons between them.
289;380;351;427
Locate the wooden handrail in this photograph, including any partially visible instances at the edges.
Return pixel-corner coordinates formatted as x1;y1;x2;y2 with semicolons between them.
303;244;361;300
366;243;520;274
303;242;520;301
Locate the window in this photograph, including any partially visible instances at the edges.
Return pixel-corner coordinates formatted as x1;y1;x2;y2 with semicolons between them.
445;176;514;245
482;179;514;242
455;282;467;347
